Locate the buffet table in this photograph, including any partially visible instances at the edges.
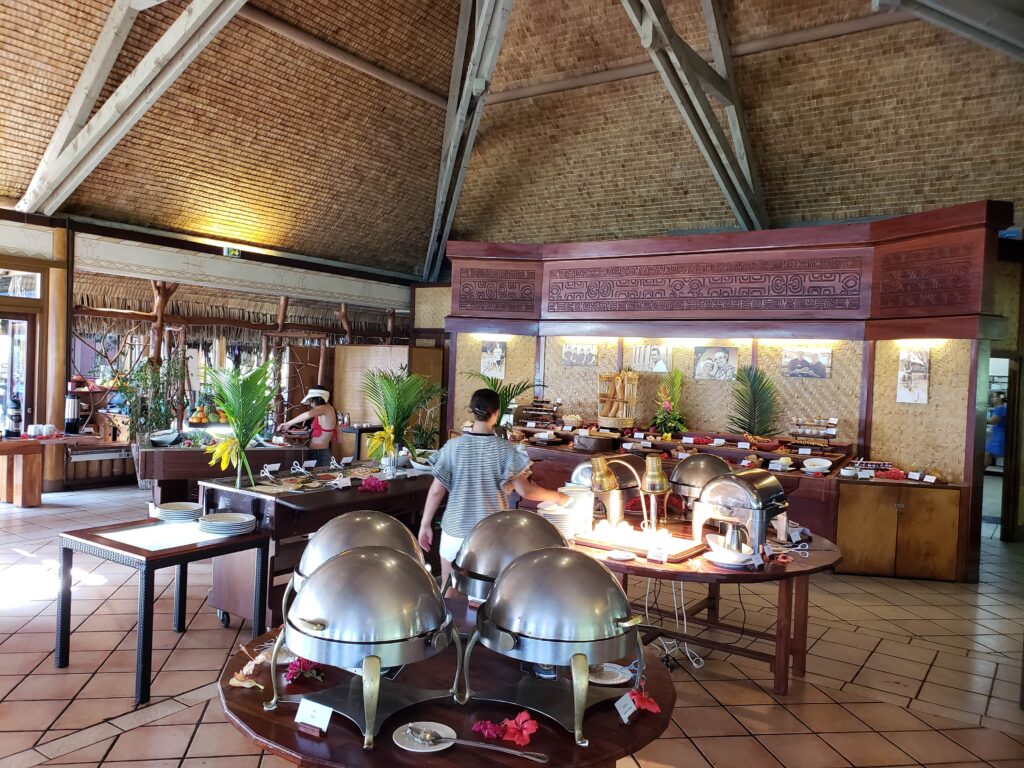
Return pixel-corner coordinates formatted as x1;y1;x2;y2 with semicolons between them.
137;443;309;504
575;534;842;695
199;471;434;629
221;629;674;768
0;438;43;507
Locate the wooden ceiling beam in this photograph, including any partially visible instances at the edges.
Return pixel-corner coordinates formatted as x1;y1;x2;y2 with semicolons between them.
876;0;1024;62
17;0;247;215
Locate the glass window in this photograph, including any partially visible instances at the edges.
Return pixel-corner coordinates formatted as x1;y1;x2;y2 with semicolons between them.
0;270;41;298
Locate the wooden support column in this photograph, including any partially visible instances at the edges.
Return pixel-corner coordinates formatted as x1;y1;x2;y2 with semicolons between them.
148;280;177;367
44;228;70;492
338;303;352;343
384;308;396;345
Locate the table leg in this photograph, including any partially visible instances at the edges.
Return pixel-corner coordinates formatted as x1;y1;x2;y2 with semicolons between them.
136;566;155;705
252;539;270;638
706;583;721;623
791;575;809;678
353;434;361;461
774;577;793;695
174;563;188;633
0;455;13;503
55;545;73;667
13;453;41;507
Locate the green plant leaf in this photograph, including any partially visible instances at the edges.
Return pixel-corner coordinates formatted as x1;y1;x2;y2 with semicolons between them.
205;359;275;487
362;366;446;459
461;371;535;434
727;366;781;437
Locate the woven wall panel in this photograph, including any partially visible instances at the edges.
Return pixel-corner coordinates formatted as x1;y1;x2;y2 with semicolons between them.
413;286;452;329
870;339;970;483
757;341;863;443
542;337;620;421
453;334;536;425
993;261;1021;353
726;0;870;40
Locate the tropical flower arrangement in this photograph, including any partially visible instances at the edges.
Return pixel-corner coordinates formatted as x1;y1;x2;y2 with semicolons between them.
651;368;686;435
204;360;275;488
179;429;215;448
362;366;446;461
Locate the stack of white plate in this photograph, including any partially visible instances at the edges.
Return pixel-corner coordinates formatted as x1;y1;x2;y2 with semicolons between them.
537;501;575;539
198;512;257;535
153;502;202;523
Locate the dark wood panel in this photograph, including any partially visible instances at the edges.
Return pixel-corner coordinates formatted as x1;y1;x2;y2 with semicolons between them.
137;446;307;481
835;483;900;576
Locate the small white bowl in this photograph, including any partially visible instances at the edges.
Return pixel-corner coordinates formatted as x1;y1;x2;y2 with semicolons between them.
802;458;832;473
706;534;754;563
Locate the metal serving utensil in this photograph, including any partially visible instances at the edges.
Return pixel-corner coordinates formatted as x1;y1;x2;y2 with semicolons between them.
405;725;549;763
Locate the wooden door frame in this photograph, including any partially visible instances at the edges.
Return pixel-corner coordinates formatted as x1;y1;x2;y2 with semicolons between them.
0;312;39;429
997;353;1022;541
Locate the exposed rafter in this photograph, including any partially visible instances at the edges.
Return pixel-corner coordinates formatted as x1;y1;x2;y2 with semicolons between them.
17;0;248;215
422;0;516;282
620;0;766;230
875;0;1024;62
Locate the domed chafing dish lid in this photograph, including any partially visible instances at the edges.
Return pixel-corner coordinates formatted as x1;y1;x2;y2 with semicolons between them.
482;548;632;642
452;510;568;601
294;510;424;591
699;467;785;511
570;453;644;490
288;546;446;646
670;453;731;498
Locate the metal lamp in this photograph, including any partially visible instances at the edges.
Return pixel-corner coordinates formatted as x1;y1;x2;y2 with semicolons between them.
641;454;670;530
588;455;619;493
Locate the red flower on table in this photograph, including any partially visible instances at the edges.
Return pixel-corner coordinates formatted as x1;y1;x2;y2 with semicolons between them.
284;657;324;683
629;683;661;713
472;719;503;740
358;476;389;493
501;710;539;746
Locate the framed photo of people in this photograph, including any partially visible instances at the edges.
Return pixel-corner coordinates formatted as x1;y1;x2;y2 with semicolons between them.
896;349;929;404
693;346;738;380
781;348;832;379
631;344;670;373
561;343;597;367
480;340;507;379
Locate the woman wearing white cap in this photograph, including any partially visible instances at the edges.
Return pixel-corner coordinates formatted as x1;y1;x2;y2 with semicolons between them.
276;385;337;467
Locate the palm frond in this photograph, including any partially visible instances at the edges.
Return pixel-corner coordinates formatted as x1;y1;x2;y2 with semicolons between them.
206;360;274;486
727;366;781;437
362;366;446;459
462;371;535;417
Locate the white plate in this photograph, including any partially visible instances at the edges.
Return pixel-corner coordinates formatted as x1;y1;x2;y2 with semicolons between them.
201;513;254;525
589;663;632;685
156;502;202;513
607;550;636;561
704;549;755;569
392;722;455;753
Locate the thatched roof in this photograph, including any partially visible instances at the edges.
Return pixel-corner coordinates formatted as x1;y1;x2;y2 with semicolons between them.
73;271;408;344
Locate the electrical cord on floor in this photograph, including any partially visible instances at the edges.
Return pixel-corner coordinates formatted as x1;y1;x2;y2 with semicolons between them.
642;577;704;670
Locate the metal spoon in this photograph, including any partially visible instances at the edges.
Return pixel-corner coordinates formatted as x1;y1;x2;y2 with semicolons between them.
405;725;549;763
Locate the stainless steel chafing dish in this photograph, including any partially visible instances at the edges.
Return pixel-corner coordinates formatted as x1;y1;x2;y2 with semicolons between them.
570;453;644;525
450;509;568;601
670;453;731;499
461;547;643;746
693;467;788;553
264;547;460;749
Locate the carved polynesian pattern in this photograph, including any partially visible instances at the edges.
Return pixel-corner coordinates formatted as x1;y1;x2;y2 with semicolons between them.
876;243;975;310
545;256;862;314
457;267;538;313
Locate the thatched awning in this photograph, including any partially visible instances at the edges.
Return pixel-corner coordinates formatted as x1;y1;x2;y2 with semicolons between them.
73;272;408;345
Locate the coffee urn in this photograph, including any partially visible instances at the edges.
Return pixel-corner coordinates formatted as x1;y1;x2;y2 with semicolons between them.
64;394;80;434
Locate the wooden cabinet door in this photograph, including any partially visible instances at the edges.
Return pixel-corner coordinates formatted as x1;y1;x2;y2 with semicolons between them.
895;487;960;581
836;483;900;576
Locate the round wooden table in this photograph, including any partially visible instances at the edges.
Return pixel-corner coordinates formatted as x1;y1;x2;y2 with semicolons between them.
221;631;675;768
573;535;843;694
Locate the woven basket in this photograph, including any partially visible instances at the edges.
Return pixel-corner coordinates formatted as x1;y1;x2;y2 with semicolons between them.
598;415;635;429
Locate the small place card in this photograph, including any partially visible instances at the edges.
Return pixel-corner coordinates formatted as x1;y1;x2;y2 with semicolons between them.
908;471;921;481
577;428;590;436
924;475;937;484
263;463;281;472
740;460;753;467
737;441;750;449
828;417;839;425
303;459;317;468
556;398;563;404
751;552;765;568
633;432;645;439
640;440;653;448
682;437;695;445
798;447;812;455
526;421;537;428
858;469;875;479
615;691;638;725
646;547;668;563
622;443;636;450
712;438;725;446
790;528;803;544
826;427;838;436
340;456;353;466
336;477;352;489
295;699;332;733
763;542;775;558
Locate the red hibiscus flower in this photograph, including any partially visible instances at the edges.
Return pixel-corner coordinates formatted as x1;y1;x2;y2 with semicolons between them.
501;710;539;746
629;684;661;713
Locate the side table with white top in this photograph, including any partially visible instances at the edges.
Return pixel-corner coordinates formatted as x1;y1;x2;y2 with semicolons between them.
56;519;270;704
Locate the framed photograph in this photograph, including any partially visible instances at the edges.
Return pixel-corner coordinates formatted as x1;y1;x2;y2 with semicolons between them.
480;340;507;379
562;343;597;367
631;344;670;373
781;348;832;379
897;349;929;404
693;346;738;381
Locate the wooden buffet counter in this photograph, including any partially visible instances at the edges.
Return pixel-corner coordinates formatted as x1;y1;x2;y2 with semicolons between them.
137;444;308;504
198;472;434;629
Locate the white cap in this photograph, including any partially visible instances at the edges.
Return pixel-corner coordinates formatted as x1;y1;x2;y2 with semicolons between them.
301;388;330;403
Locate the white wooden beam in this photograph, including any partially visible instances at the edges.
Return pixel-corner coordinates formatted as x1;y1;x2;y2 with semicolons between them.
423;0;515;281
18;0;248;215
877;0;1024;61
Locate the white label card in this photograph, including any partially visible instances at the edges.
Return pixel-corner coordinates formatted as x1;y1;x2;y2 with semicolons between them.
264;463;281;472
682;437;694;444
798;448;812;455
924;475;937;484
340;456;353;466
641;441;653;448
295;699;332;732
578;428;590;435
336;477;352;489
633;432;645;439
615;692;638;725
858;469;875;479
826;428;838;436
828;417;839;425
789;528;803;544
908;471;921;481
737;441;750;449
303;459;317;468
751;552;764;568
763;542;775;558
526;421;537;428
740;460;752;467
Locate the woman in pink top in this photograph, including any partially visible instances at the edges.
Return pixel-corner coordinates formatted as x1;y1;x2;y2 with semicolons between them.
277;386;337;467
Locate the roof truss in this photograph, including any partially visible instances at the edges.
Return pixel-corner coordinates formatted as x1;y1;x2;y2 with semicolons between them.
422;0;516;281
875;0;1024;62
17;0;248;215
621;0;767;230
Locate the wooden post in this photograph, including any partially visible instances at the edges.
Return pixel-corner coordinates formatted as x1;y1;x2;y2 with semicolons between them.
176;327;187;431
276;296;289;331
44;228;70;492
148;280;178;367
384;308;395;345
318;342;327;384
338;303;352;341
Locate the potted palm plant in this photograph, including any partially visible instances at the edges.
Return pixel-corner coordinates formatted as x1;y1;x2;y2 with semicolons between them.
463;372;534;438
727;366;781;437
204;360;275;488
362;367;446;473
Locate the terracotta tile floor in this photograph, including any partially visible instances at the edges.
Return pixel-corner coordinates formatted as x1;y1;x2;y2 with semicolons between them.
0;486;1021;768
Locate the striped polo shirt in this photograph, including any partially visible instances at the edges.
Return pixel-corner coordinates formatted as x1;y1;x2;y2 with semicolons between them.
430;432;531;537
